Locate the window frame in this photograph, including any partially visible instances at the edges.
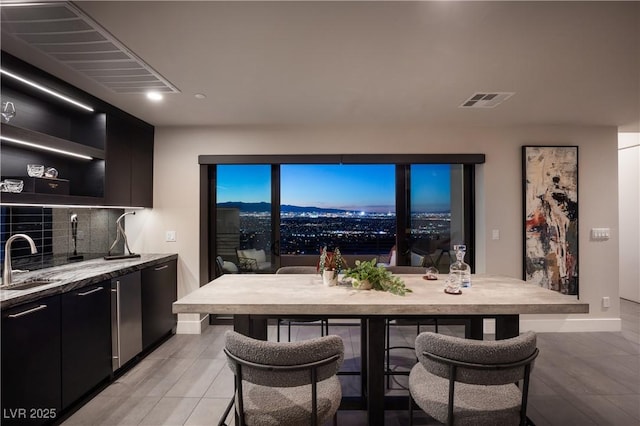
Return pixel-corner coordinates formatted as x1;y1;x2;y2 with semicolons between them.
200;154;484;285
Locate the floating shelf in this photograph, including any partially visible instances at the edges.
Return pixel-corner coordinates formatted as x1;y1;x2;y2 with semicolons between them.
0;192;105;206
1;122;105;160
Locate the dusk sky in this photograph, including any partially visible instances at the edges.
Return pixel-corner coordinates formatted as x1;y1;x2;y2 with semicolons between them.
217;164;451;212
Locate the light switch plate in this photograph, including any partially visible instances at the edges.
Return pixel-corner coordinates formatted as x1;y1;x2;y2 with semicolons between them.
165;230;176;242
591;228;610;240
492;229;500;240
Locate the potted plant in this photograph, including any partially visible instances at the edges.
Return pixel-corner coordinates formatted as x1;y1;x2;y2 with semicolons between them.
344;259;412;296
317;246;347;286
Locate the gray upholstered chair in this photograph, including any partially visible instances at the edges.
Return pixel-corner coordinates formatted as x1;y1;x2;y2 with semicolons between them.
275;266;329;341
223;330;344;426
409;331;538;426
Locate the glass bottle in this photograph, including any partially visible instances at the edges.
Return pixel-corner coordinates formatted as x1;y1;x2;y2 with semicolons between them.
449;244;471;288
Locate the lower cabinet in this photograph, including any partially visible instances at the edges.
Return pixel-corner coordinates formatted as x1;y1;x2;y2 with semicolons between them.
1;295;61;425
61;281;111;409
141;260;177;349
1;258;177;423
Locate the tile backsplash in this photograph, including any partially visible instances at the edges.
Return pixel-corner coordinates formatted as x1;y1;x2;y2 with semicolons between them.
1;206;125;275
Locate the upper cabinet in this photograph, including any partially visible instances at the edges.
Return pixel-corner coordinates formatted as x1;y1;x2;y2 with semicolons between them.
0;52;153;207
105;113;154;207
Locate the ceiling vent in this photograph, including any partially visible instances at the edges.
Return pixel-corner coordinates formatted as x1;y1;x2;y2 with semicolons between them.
0;1;180;94
460;92;514;108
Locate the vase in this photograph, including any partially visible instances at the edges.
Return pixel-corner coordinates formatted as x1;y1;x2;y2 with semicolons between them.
322;269;338;287
352;279;372;290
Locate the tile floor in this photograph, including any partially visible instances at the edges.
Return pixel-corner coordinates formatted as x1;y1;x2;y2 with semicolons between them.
63;299;640;425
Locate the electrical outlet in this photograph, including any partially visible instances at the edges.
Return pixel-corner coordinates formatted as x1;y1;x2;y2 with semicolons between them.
602;296;610;308
165;231;176;242
492;229;500;240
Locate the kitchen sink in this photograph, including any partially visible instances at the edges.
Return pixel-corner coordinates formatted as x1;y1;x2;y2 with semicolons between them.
0;279;60;291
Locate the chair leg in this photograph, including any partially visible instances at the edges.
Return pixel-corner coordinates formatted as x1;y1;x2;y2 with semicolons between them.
408;393;414;426
217;396;235;426
385;318;391;389
276;319;281;342
333;411;338;426
288;321;292;342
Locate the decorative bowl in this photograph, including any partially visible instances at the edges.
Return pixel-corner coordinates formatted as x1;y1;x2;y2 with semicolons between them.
27;164;45;177
3;179;24;193
44;167;59;179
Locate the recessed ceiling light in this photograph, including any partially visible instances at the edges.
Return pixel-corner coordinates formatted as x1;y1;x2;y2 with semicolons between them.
194;93;206;100
146;91;163;102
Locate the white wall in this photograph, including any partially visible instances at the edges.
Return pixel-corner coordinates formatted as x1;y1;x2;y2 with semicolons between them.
126;123;621;333
618;133;640;303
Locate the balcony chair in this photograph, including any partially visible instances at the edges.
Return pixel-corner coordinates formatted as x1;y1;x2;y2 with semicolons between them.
216;256;238;275
275;266;329;341
410;251;426;267
236;248;272;273
409;331;539;426
377;246;397;267
222;330;344;426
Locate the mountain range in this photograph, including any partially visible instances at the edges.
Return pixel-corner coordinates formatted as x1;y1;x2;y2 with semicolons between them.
217;201;353;214
217;201;449;214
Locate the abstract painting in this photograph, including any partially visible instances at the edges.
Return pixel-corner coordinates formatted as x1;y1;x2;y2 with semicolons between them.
522;146;578;295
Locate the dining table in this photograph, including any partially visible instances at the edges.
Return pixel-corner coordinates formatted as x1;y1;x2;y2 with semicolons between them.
173;273;589;426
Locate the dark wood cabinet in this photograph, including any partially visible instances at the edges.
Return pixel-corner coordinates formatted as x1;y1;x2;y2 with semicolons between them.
105;114;154;208
0;257;176;422
130;123;154;208
1;295;61;425
141;260;177;349
1;51;154;208
61;281;111;410
0;52;107;202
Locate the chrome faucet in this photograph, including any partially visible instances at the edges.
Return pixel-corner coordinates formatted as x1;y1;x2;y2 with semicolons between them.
3;234;37;286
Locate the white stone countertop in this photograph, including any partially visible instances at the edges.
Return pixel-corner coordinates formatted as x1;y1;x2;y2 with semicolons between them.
173;273;589;316
1;253;177;309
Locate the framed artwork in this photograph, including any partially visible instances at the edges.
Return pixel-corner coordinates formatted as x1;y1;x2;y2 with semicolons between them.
522;146;578;295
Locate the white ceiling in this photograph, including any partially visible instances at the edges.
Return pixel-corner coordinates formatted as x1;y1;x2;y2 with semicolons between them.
2;1;639;131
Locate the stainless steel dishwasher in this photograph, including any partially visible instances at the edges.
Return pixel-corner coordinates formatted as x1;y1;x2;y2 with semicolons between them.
111;271;142;371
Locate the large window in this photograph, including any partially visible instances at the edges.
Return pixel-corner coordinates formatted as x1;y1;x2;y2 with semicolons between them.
216;165;274;272
409;164;464;270
205;154;481;278
280;164;395;255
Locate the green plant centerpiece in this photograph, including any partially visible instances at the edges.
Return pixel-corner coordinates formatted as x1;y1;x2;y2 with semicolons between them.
344;259;412;296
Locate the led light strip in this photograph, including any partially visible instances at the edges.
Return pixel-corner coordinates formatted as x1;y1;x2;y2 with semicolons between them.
0;2;55;6
0;69;94;112
0;136;93;160
0;203;145;210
